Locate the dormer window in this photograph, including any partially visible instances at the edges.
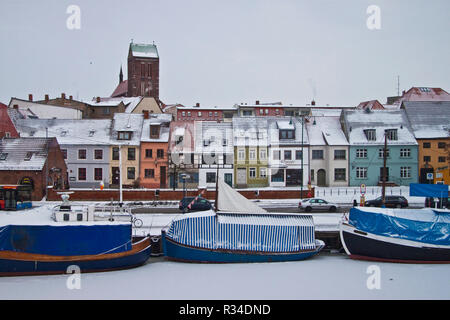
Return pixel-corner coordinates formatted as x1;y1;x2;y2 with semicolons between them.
364;129;376;141
24;152;33;161
279;130;294;140
60;130;68;137
203;139;210;147
176;136;183;145
385;129;398;141
118;131;132;140
0;153;8;160
150;124;160;139
88;130;96;137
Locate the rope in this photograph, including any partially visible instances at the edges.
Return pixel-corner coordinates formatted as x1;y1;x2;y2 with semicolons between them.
95;239;132;256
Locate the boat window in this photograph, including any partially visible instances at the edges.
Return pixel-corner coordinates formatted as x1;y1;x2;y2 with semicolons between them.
77;214;83;221
63;213;70;221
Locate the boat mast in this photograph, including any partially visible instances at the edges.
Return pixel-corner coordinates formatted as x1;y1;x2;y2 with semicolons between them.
214;164;219;212
381;133;387;206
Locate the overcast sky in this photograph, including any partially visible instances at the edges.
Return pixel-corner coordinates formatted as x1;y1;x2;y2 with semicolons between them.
0;0;449;107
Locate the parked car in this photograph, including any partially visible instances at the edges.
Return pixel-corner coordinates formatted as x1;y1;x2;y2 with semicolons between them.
179;196;212;212
298;198;339;212
425;197;449;209
364;195;408;208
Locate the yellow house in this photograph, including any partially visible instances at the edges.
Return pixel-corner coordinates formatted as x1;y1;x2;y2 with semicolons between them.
417;139;449;184
109;113;144;187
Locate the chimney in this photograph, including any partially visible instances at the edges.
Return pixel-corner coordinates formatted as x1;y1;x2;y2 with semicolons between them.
28;94;33;101
195;103;200;107
143;110;149;119
61;93;66;99
311;100;316;106
96;97;101;103
255;100;260;105
45;94;49;102
69;95;73;100
13;104;18;110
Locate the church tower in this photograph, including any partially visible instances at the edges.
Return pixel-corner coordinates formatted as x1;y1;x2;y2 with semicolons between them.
127;42;160;101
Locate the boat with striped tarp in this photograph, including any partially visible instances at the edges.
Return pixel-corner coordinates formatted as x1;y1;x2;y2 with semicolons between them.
161;178;324;263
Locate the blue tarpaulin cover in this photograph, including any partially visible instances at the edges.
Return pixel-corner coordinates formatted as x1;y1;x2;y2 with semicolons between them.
349;207;450;246
409;183;449;198
0;224;132;256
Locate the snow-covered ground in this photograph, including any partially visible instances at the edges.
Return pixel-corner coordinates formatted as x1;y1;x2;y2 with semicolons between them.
0;253;448;300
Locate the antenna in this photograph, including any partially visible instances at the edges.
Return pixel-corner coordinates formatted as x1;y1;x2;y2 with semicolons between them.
397;75;400;96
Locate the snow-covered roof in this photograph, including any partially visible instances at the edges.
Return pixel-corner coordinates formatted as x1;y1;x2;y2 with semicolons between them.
130;43;159;58
306;116;348;146
233;117;269;147
141;114;172;143
110;113;144;146
177;105;238;111
8;98;82;119
342;109;417;146
267;117;309;146
402;101;450;139
0;137;52;171
13;119;112;145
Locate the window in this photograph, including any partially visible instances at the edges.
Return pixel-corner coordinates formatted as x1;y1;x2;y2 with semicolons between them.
400;167;411;178
334;150;346;160
284;150;292;160
423;142;431;148
198;111;202;117
112;147;119;160
259;149;267;161
78;168;86;181
94;149;103;160
238;149;245;161
127;167;135;180
356;167;367;179
273;150;281;160
203;139;210;147
311;169;314;181
118;131;131;140
334;168;346;181
312;150;324;160
259;109;264;115
260;167;267;178
438;142;446;149
280;130;294;139
0;153;8;160
64;214;69;221
243;110;253;116
62;149;67;160
400;148;411;158
423;156;431;162
145;169;155;178
222;139;227;146
378;148;390;158
157;149;164;158
249;168;256;178
385;129;398;141
438;156;446;163
295;150;303;160
77;213;83;222
181;111;186;117
78;149;86;160
94;168;103;181
206;172;216;183
265;109;269;115
103;107;110;115
209;112;213;117
24;152;33;161
150;125;160;138
364;129;376;141
187;112;191;117
249;149;256;160
271;169;284;182
128;148;136;161
145;149;153;158
214;112;218;117
356;149;367;158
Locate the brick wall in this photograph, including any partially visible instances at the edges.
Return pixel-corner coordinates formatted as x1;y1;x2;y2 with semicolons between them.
47;187;314;201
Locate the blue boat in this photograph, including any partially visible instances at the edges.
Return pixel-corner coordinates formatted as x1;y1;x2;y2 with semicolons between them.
0;200;151;276
340;206;450;263
162;178;324;263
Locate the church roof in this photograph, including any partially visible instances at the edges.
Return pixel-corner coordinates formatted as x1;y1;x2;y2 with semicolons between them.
111;80;128;97
129;43;159;59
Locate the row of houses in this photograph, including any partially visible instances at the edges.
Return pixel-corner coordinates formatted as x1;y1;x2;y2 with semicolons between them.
1;97;449;194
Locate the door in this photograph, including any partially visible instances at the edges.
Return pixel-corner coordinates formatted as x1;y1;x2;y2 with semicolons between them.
160;166;167;188
237;168;247;186
317;169;326;187
224;173;233;187
5;189;16;210
112;167;120;185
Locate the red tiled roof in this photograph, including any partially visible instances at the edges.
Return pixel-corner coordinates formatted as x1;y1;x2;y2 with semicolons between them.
401;87;450;102
111;80;128;97
356;100;385;110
